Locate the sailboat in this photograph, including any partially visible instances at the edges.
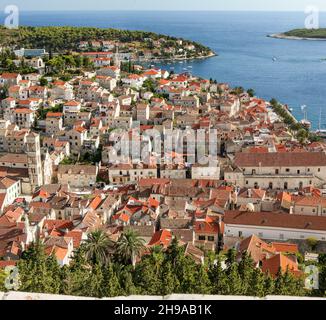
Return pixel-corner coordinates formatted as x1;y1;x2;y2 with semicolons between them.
315;107;326;139
300;105;312;129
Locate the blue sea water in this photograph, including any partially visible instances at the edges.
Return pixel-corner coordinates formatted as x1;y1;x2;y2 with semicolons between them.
2;10;326;129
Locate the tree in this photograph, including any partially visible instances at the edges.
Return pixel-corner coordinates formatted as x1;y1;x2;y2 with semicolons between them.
160;261;179;295
207;254;228;295
40;77;48;86
116;230;145;269
306;237;318;252
247;88;255;97
247;268;266;297
18;242;62;294
224;249;242;295
83;230;113;266
238;252;255;295
120;269;138;296
84;263;104;298
102;263;122;297
0;269;7;291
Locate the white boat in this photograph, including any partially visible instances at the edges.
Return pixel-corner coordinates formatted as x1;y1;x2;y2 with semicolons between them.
316;130;326;139
300;119;312;129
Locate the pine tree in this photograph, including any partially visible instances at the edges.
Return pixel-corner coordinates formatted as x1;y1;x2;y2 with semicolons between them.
195;265;211;295
263;273;275;297
120;269;138;296
207;254;228;295
160;261;178;295
238;252;254;295
102;263;122;298
225;249;242;295
18;242;60;294
248;268;266;297
84;263;104;298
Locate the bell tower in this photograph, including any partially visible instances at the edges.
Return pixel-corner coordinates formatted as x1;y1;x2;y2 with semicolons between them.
25;132;43;191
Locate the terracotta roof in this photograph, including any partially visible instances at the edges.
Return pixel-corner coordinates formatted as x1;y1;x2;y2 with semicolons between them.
271;242;299;254
224;211;326;232
294;196;326;207
262;253;299;277
239;234;276;264
148;229;172;247
234;152;326;167
194;221;219;235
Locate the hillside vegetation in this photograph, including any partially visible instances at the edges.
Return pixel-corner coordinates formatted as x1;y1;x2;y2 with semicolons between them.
284;28;326;38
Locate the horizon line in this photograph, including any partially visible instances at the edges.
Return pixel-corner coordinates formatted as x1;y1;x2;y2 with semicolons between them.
13;9;326;13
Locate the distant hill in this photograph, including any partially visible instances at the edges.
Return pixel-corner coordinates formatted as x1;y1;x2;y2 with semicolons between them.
0;26;214;57
284;28;326;39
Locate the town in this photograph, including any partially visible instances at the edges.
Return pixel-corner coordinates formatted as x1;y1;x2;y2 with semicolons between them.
0;28;326;298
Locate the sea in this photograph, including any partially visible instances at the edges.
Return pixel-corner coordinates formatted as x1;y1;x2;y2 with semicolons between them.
2;10;326;129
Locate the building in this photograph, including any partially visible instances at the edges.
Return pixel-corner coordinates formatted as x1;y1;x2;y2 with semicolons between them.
57;165;98;188
229;152;326;190
224;210;326;241
46;112;64;135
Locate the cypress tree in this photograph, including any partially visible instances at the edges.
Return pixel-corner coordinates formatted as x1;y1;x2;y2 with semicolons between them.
102;263;122;298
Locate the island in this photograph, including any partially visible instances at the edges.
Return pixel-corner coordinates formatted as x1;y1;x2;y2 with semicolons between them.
268;28;326;41
0;26;216;61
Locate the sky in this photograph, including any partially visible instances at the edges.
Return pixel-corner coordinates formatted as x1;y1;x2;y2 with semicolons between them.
1;0;326;12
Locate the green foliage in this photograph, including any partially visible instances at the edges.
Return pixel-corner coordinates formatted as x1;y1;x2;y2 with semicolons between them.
0;269;7;291
306;237;319;252
18;241;63;294
15;239;308;298
269;98;316;144
0;26;212;55
284;29;326;39
247;88;255;97
116;230;146;269
37;104;63;120
83;230;114;266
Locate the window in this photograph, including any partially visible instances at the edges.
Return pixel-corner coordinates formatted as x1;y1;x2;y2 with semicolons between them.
208;236;215;242
279;234;284;240
275;169;279;174
198;236;206;241
238;231;243;238
297;170;301;174
286;168;290;173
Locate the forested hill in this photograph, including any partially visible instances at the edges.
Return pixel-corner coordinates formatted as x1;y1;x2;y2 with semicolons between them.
284;28;326;39
0;26;213;55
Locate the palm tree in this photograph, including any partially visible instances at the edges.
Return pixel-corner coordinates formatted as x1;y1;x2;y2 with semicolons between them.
116;230;146;269
83;230;113;266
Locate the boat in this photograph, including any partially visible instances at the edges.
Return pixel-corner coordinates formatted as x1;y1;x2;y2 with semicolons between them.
316;129;326;139
272;56;277;62
315;108;326;139
300;119;312;129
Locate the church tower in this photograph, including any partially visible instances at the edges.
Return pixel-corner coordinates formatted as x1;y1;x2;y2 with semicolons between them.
114;45;121;68
25;132;43;192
